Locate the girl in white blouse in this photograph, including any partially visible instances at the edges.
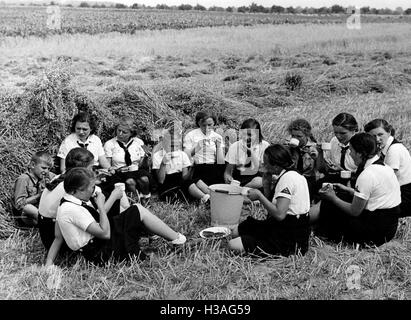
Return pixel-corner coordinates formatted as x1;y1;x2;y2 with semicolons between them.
365;119;411;217
104;117;151;205
152;123;211;203
58;111;111;173
311;133;401;247
45;167;186;266
328;112;358;174
183;111;225;190
224;118;269;188
229;144;311;257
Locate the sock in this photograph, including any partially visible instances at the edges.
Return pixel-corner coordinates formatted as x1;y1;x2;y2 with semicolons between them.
170;233;186;245
201;194;210;203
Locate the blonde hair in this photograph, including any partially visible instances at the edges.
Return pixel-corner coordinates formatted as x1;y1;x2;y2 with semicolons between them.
31;151;53;167
117;116;138;137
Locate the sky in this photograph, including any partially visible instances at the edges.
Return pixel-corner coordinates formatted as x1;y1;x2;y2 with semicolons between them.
102;1;410;10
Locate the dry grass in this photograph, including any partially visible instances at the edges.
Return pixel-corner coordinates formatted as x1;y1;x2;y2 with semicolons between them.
1;23;411;300
1;202;410;300
1;23;411;59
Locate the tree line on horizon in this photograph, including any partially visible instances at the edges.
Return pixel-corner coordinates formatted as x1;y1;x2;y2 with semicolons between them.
19;2;411;15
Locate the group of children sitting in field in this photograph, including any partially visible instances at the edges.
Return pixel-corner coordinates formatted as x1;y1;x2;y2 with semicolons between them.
11;106;411;266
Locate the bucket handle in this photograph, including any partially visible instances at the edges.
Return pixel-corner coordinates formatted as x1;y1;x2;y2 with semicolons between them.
212;188;241;195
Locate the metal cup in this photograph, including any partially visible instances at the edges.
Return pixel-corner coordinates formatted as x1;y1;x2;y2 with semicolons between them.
114;183;126;191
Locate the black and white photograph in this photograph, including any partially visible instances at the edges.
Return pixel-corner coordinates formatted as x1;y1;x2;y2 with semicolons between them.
1;0;411;307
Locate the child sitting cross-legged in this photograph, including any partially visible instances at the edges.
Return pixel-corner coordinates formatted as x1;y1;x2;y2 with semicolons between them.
12;151;55;227
45;167;186;266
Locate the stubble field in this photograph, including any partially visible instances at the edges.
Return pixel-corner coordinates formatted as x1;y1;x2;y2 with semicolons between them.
1;8;411;300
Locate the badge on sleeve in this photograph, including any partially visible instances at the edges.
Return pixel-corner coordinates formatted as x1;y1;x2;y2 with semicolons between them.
280;187;291;195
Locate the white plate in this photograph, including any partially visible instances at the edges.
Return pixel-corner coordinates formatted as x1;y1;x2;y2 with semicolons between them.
199;227;231;239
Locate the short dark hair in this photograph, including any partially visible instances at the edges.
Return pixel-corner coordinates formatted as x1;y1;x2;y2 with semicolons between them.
264;144;294;169
349;133;378;160
240;118;263;143
65;148;94;171
64;167;95;194
364;118;395;137
70;112;98;134
195;111;217;127
332;113;358;132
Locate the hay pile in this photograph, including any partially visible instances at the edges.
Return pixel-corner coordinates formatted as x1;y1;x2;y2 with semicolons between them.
0;59;185;236
155;82;259;130
99;84;179;144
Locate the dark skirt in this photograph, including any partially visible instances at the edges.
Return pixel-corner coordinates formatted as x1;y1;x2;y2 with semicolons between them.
79;205;147;265
399;183;411;218
101;169;152;194
38;214;70;253
158;172;193;201
38;214;56;250
192;163;225;186
238;214;310;257
315;199;399;247
233;168;262;186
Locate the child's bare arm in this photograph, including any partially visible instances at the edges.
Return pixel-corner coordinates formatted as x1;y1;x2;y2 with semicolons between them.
103;188;123;213
45;223;63;266
86;192;110;239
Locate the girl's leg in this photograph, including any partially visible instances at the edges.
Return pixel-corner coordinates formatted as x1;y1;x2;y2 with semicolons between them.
119;192;130;212
188;183;206;200
136;176;150;196
309;202;321;224
138;204;183;242
125;178;140;204
136;176;151;205
196;180;210;194
22;204;39;226
126;178;138;195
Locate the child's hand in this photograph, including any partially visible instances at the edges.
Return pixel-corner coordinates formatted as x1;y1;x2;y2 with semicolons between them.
318;185;336;201
247;189;261;201
213;137;222;148
112;186;124;200
94;191;106;209
224;174;233;184
162;153;172;165
194;140;203;154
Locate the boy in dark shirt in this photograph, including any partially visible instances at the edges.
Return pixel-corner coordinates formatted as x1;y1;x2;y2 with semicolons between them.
13;151;55;227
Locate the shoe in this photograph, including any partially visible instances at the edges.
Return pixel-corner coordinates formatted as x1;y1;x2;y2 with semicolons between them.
170;233;186;245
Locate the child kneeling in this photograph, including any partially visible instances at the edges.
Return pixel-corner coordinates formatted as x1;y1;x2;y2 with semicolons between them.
45;167;186;266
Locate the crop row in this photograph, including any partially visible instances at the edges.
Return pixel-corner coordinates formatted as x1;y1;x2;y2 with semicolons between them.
1;6;410;37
